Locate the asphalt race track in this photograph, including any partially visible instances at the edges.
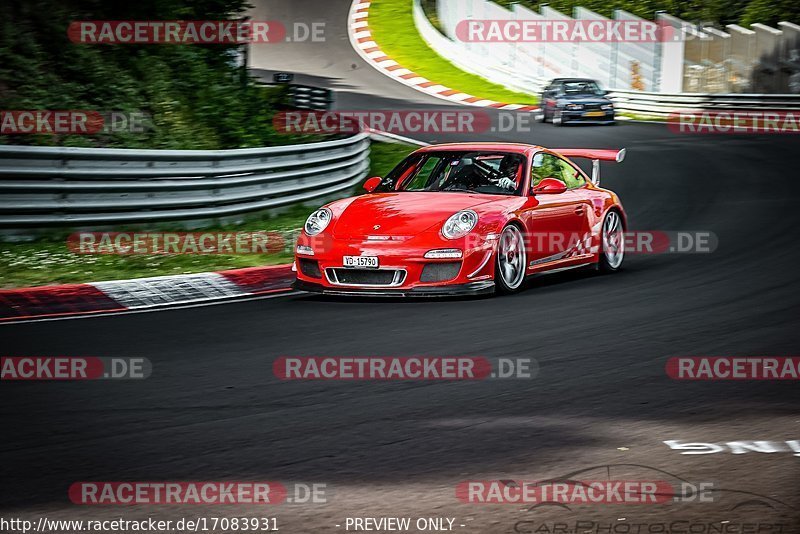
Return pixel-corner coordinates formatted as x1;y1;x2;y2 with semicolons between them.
2;0;800;531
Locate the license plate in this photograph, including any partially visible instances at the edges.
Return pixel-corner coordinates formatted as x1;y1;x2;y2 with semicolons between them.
343;255;379;268
585;111;605;117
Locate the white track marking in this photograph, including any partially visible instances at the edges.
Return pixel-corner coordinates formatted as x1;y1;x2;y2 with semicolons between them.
0;291;302;325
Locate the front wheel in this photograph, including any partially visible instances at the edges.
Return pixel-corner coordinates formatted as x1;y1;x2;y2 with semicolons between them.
598;210;624;272
495;225;527;294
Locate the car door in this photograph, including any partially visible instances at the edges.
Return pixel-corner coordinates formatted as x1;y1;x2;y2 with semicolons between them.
520;152;586;269
554;156;594;257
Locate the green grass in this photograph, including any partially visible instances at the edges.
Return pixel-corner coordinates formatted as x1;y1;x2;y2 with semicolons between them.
368;0;537;105
0;141;418;289
620;113;666;122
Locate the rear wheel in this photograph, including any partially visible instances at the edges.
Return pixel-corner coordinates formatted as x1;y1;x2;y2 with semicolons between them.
598;210;624;272
495;225;527;294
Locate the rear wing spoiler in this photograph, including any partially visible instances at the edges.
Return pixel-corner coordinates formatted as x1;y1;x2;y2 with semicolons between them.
552;148;626;186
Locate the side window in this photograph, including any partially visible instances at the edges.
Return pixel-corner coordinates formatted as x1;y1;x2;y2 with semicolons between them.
531;153;563;188
556;158;586;189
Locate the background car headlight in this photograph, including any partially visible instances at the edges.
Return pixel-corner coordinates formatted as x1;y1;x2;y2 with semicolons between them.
304;208;332;236
601;103;614;110
442;210;478;239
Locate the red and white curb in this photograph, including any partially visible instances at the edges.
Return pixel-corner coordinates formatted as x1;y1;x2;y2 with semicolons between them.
0;264;295;322
348;0;539;112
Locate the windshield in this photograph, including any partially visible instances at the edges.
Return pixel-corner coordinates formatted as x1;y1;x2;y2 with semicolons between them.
563;80;603;96
376;151;525;196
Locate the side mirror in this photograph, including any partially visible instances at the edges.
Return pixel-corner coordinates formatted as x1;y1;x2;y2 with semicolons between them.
363;176;382;193
532;177;567;195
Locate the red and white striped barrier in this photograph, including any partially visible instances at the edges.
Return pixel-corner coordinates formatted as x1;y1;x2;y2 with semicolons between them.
348;0;539;112
0;264;295;322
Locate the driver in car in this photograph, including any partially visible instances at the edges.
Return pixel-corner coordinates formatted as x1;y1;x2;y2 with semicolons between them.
494;155;520;191
442;154;520;192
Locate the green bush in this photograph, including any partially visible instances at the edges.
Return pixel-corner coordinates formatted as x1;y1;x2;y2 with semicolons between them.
0;0;308;149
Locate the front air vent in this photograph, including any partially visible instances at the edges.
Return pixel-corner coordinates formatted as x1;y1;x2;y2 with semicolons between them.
420;262;461;282
326;268;405;286
298;259;321;278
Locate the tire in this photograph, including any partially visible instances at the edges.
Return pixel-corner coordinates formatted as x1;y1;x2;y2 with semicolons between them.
597;210;625;273
553;110;564;126
495;224;527;294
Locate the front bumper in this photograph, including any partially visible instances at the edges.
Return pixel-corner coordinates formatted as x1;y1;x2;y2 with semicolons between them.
293;232;497;295
293;278;495;297
562;109;615;123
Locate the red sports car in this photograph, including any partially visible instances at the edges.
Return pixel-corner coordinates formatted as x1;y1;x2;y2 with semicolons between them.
293;142;627;296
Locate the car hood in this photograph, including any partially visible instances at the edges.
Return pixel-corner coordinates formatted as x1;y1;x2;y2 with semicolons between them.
331;192;505;238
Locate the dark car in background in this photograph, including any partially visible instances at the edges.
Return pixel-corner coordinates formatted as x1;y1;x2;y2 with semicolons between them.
537;78;615;126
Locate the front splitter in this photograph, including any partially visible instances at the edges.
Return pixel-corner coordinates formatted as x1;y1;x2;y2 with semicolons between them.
292;279;496;297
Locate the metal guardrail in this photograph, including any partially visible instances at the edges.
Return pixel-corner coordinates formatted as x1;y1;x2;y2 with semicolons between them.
287;85;334;111
0;133;370;228
609;90;800;116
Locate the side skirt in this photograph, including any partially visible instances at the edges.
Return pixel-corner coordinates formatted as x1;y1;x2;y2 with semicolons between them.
526;260;596;279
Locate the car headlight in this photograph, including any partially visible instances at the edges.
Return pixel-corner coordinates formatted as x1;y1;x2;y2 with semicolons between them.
566;103;583;110
304;208;332;236
601;103;614;110
442;210;478;239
